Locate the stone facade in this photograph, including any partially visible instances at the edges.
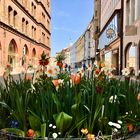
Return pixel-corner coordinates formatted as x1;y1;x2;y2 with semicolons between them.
0;0;51;74
84;18;95;67
97;0;122;74
123;0;140;76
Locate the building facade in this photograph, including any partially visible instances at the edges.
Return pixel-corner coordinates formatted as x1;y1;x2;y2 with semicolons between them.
123;0;140;76
0;0;51;74
75;35;85;68
62;47;70;66
98;0;122;74
84;18;95;67
70;42;76;69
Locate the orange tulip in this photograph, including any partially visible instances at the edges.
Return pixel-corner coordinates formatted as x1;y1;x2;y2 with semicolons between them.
94;69;100;75
101;63;105;68
127;124;134;132
57;62;63;68
27;129;34;137
52;79;59;87
137;93;140;101
71;74;80;85
26;75;31;81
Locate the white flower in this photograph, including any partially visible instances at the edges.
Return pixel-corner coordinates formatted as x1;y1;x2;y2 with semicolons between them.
109;95;117;103
108;121;113;126
87;65;92;72
31;84;35;90
52;133;58;139
45;137;48;140
58;79;64;84
126;112;128;115
117;120;122;124
122;68;130;76
58;132;61;135
114;128;118;132
49;124;53;127
108;122;121;129
113;123;121;129
77;67;84;77
45;65;56;78
52;125;56;129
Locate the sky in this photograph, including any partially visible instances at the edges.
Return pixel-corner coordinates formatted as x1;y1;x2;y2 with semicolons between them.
51;0;94;56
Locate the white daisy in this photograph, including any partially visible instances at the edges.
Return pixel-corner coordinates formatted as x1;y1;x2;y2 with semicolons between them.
52;133;58;139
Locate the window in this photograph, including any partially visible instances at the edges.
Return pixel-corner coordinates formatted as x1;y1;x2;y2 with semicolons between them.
31;2;34;14
34;6;36;17
126;0;136;25
125;43;136;75
22;45;29;65
34;28;36;39
42;32;45;43
95;10;97;17
42;12;45;23
13;10;17;27
8;6;13;25
32;26;34;37
32;48;36;65
25;21;28;34
8;39;17;68
22;18;25;32
47;19;50;29
47;37;49;46
47;0;50;7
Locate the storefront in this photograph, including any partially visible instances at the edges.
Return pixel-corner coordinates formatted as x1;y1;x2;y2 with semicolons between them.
98;12;121;75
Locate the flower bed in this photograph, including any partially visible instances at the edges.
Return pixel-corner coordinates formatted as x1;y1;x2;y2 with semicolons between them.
0;52;140;140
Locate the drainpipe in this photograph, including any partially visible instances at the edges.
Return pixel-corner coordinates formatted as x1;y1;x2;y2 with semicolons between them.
119;0;124;75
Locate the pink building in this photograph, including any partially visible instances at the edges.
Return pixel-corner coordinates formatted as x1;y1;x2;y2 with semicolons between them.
0;0;51;73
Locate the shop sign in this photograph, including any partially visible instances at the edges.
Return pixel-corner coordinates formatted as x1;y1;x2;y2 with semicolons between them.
106;28;116;39
106;24;116;39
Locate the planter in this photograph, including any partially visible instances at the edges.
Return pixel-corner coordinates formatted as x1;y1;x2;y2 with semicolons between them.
0;130;87;140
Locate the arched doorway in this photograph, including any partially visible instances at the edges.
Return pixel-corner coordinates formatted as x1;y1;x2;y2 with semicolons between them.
125;42;136;75
8;39;17;68
32;48;36;65
22;44;29;65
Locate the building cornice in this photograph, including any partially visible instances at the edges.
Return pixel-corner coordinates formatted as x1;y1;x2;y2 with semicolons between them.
35;0;51;19
99;9;121;37
0;21;51;50
12;0;51;35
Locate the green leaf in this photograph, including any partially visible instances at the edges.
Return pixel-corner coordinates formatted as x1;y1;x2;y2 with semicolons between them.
28;111;41;131
53;112;72;133
71;104;78;114
1;128;25;137
52;93;61;112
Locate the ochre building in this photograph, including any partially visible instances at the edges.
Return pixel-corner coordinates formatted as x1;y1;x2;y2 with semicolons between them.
0;0;51;73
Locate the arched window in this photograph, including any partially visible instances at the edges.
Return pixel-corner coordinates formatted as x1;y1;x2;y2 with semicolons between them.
32;48;36;57
125;42;136;75
32;48;36;65
22;18;25;32
22;45;29;65
8;39;17;67
13;10;17;27
8;6;13;25
25;21;28;34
